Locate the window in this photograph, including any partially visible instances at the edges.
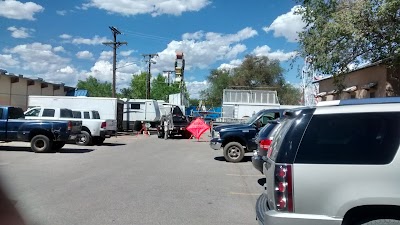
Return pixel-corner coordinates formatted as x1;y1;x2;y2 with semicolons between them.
8;107;25;119
72;111;81;118
295;113;400;165
84;112;90;119
131;104;141;110
92;111;101;119
25;108;41;117
42;109;55;117
60;109;73;118
0;108;2;119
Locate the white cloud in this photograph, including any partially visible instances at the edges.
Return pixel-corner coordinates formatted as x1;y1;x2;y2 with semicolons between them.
120;50;134;57
185;80;208;99
72;35;110;45
56;10;67;16
59;34;72;39
57;66;75;74
263;5;305;42
252;45;297;61
0;0;44;20
7;26;34;39
76;50;94;59
82;0;210;17
218;59;243;70
153;27;257;74
0;54;19;67
99;51;113;60
4;42;70;73
53;46;65;52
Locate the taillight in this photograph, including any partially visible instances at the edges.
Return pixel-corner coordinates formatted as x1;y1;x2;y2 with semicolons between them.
68;121;72;131
259;139;272;151
274;164;293;212
101;122;106;129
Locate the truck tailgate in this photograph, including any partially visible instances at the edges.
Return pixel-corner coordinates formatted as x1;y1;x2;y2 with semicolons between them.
70;120;82;134
106;119;117;131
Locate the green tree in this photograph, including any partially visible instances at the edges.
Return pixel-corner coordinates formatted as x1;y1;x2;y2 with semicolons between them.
151;74;170;100
278;83;301;105
118;87;133;99
189;98;200;106
200;69;232;106
130;72;147;99
296;0;400;76
76;76;112;97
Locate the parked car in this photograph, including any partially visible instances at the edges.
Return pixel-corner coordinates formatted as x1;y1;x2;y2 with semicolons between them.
251;120;280;174
0;105;81;153
256;98;400;225
25;107;106;146
209;109;286;163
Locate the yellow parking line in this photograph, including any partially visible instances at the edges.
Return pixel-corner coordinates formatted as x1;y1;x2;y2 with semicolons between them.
229;192;260;196
226;174;261;177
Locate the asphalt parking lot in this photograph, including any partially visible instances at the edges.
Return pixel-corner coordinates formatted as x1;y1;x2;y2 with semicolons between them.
0;133;263;225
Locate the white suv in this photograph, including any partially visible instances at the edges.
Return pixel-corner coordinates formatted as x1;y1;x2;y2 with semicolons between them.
256;98;400;225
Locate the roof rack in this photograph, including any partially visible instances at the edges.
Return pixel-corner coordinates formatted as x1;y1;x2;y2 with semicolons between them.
317;97;400;106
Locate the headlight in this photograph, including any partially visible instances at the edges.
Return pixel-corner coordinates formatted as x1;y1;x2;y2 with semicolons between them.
214;131;220;138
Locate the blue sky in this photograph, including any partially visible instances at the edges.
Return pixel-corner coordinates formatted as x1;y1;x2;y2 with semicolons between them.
0;0;306;98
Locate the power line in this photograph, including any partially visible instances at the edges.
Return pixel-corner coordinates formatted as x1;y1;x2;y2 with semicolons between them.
103;26;127;98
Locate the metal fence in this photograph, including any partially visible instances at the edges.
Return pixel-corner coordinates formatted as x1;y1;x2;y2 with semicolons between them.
222;89;279;104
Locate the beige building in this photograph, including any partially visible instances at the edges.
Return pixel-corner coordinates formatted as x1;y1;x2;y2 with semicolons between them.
0;71;75;110
315;62;400;102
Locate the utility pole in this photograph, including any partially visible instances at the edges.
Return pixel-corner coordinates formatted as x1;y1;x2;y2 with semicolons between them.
163;70;174;86
142;54;158;99
103;26;127;98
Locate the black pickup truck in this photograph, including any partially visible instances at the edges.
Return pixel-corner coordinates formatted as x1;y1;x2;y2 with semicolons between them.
0;106;81;153
209;108;287;162
157;105;191;139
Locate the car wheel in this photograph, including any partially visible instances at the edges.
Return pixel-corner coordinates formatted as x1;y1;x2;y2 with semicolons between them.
52;141;66;150
157;129;164;138
358;219;400;225
76;131;92;146
31;135;52;153
223;142;245;163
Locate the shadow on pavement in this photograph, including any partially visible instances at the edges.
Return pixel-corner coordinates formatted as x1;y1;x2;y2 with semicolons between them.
0;146;94;153
98;143;126;146
258;178;266;187
213;156;252;163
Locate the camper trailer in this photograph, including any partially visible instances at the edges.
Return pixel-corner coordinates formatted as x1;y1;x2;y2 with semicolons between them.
122;99;161;131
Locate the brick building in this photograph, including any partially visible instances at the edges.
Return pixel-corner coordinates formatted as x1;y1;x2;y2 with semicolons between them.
314;62;400;102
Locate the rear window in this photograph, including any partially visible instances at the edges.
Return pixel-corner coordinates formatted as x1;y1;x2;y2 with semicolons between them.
295;113;400;165
0;108;3;119
60;109;73;118
93;111;100;119
269;117;295;161
42;109;55;117
72;111;81;118
8;107;25;119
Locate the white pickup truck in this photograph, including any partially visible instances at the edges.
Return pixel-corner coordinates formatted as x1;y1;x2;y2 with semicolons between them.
24;107;114;146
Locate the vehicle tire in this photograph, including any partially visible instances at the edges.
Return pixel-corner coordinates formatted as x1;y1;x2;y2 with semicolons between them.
92;137;105;145
358;219;400;225
52;141;66;150
76;131;92;146
223;142;245;163
157;129;164;138
183;131;192;139
31;135;52;153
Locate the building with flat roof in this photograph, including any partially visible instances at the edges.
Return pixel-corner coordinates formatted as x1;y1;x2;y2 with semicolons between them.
0;71;75;110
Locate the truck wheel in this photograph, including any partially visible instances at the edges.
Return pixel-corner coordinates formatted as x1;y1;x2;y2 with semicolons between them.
52;141;66;151
76;131;92;146
223;142;245;163
31;135;52;153
157;129;164;138
92;137;105;145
